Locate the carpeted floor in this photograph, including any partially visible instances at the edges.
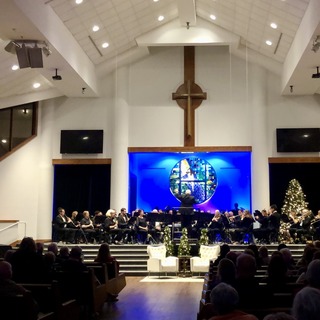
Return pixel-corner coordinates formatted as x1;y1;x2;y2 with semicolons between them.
140;276;204;282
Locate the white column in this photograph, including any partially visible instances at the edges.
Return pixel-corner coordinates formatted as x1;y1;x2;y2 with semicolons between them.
110;66;130;211
249;64;270;211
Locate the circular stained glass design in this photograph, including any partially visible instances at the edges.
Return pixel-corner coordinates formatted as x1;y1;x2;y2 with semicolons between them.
170;157;218;204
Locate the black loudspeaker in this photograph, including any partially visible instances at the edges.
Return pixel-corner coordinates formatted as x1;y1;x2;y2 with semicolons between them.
16;44;30;68
15;44;43;68
28;46;43;68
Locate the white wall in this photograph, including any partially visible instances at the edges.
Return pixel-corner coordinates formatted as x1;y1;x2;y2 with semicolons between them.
1;46;320;241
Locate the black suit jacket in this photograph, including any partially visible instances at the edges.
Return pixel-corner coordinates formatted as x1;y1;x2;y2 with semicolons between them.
175;193;195;215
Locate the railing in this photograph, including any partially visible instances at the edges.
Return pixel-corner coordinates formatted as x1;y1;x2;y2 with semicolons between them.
0;220;26;245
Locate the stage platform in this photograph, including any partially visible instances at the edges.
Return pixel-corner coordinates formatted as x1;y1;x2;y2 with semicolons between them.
44;242;308;277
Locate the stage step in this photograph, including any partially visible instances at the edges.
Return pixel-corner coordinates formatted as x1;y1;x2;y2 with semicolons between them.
44;243;307;277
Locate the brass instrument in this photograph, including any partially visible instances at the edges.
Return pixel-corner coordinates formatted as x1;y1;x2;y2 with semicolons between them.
310;216;320;225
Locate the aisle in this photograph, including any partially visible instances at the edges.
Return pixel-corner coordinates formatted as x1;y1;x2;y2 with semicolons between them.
101;276;203;320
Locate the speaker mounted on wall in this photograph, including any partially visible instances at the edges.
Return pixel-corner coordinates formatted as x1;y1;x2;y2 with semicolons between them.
5;40;48;69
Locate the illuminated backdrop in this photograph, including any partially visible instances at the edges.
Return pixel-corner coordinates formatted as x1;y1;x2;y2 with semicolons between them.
129;152;251;213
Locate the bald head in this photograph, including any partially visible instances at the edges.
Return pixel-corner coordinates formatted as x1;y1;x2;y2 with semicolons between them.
185;189;191;195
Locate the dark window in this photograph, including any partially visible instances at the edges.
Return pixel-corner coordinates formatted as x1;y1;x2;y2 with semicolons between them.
0;102;37;160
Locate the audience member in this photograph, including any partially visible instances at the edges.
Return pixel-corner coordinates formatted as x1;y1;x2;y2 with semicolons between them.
258;246;270;265
0;261;27;296
213;244;230;266
209;282;258;320
209;258;236;291
94;243;120;276
304;259;320;288
10;237;45;283
94;243;120;302
235;253;267;308
292;286;320;320
263;313;295;320
61;246;87;273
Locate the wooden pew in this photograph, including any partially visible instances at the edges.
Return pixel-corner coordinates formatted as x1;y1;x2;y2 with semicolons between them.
1;290;38;320
19;281;81;320
85;261;126;296
53;268;106;317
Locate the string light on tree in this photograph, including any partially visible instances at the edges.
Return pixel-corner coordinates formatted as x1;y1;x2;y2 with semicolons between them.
163;226;174;257
281;178;308;215
178;228;191;257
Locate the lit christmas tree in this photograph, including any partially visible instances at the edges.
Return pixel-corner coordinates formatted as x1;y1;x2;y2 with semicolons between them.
281;178;309;215
198;228;209;251
163;226;174;257
178;228;191;256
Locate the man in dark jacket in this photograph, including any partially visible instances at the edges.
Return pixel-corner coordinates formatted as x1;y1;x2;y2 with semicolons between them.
174;189;195;233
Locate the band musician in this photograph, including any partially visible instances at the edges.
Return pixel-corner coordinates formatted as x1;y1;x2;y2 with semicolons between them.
53;207;76;243
311;210;320;240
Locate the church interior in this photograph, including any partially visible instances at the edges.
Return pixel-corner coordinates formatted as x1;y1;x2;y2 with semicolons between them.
1;0;320;319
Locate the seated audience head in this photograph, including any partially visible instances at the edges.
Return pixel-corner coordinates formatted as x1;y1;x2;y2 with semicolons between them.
236;253;256;279
225;251;238;265
59;246;70;258
280;248;294;266
259;246;269;261
267;253;287;281
18;237;37;253
0;261;13;280
305;259;320;288
217;258;236;284
69;246;83;261
210;282;239;315
96;243;111;262
36;242;44;255
292;286;320;320
263;313;295;320
44;251;56;267
277;243;287;251
47;242;59;255
313;240;320;249
3;250;15;263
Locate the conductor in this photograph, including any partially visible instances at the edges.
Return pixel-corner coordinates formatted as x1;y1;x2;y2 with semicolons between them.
174;189;196;233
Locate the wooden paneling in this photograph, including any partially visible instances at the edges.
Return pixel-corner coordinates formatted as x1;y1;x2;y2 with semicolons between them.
52;159;111;165
268;157;320;163
128;146;252;153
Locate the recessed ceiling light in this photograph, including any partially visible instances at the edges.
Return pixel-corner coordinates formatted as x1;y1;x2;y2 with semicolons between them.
1;139;7;144
33;83;40;89
11;65;19;71
153;0;159;2
75;0;83;4
270;22;278;29
92;25;100;32
158;15;164;22
210;14;216;21
266;40;272;46
102;42;109;48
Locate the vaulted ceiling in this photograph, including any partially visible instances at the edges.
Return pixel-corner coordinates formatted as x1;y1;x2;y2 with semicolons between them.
0;0;320;108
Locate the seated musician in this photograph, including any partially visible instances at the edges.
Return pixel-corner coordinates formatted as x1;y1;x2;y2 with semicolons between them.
104;209;123;244
207;210;225;243
253;209;270;244
289;210;301;242
290;209;313;243
117;208;136;244
136;209;149;244
54;207;76;243
237;209;254;244
267;204;280;243
311;210;320;240
80;210;98;243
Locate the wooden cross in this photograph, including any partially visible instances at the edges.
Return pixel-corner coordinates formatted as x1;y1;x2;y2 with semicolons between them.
172;46;207;147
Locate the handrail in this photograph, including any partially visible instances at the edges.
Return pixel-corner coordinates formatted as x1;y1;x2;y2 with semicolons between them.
0;220;27;239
